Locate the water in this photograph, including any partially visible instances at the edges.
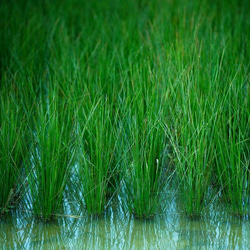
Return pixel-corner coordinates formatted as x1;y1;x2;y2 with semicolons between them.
1;197;250;249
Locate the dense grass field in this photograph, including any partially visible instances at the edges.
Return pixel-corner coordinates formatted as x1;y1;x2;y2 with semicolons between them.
0;0;249;220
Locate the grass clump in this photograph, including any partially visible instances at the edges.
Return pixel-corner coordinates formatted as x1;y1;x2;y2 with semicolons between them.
25;90;76;220
0;90;29;215
77;98;121;215
123;115;165;218
165;78;217;218
120;66;167;218
214;81;250;217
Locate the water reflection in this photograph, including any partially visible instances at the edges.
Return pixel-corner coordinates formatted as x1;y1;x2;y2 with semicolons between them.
1;199;250;249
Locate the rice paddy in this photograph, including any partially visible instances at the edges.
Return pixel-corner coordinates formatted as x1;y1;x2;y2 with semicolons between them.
0;0;249;222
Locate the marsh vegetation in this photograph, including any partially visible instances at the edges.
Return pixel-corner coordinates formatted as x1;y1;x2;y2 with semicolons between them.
0;0;249;220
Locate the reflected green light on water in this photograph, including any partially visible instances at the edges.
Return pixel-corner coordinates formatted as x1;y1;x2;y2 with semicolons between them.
1;197;250;250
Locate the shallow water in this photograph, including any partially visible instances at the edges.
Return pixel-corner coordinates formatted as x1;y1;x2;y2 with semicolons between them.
1;197;250;250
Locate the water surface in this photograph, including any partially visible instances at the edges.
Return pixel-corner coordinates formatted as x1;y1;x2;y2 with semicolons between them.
1;197;250;249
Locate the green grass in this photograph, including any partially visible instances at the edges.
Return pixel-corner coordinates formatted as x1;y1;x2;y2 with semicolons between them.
123;113;166;218
214;80;250;216
0;0;249;220
164;78;217;218
25;86;76;220
77;97;122;215
119;63;167;218
0;89;29;215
